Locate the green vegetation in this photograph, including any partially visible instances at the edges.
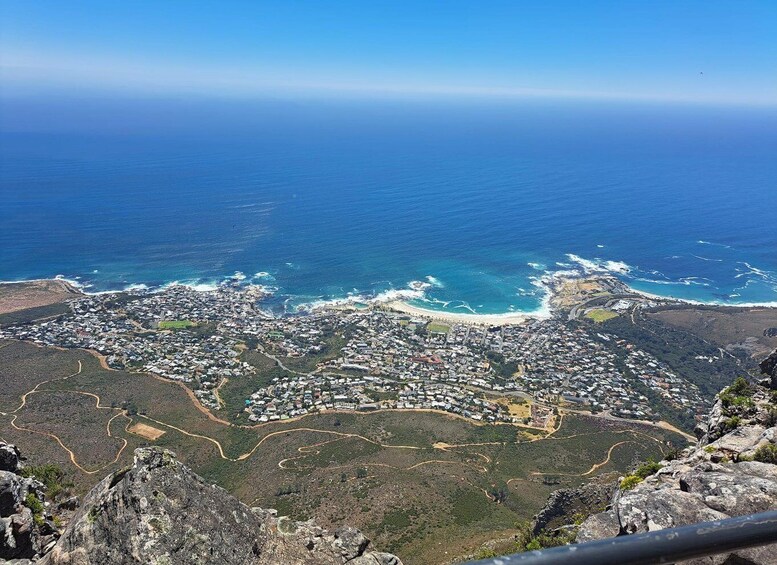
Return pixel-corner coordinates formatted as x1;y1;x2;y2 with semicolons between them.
619;458;663;490
722;416;742;432
586;309;618;323
754;443;777;464
276;330;350;373
87;506;100;524
486;351;520;379
725;377;754;397
619;475;643;490
427;322;451;334
379;508;413;532
219;349;285;422
20;464;73;499
24;493;45;526
364;388;398;402
634;460;662;479
601;314;742;399
513;520;577;553
450;489;492;526
158;320;196;329
474;548;497;560
0;302;72;327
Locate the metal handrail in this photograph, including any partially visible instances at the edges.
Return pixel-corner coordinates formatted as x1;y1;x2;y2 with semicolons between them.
468;510;777;565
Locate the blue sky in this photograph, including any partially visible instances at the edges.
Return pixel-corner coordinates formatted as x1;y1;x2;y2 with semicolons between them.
1;0;776;105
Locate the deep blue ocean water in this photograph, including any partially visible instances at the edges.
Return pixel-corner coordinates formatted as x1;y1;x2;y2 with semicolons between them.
2;97;776;314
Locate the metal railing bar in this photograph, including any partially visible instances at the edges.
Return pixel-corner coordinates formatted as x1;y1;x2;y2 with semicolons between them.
468;510;777;565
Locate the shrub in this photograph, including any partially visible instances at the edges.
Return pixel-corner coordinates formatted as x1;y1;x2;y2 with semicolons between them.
753;444;777;464
634;460;662;479
664;447;683;461
520;529;577;552
24;493;44;514
722;416;741;431
726;377;753;397
24;493;45;526
20;464;72;499
474;548;497;560
619;475;642;490
524;539;542;551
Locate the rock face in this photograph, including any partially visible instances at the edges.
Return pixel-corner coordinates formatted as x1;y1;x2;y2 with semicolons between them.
0;443;23;473
0;442;57;561
42;448;401;565
576;374;777;564
760;348;777;389
531;481;613;536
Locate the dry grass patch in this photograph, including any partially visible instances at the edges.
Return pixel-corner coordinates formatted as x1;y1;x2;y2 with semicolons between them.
128;422;165;441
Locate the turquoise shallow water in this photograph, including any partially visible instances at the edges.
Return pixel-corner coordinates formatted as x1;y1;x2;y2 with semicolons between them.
1;97;776;314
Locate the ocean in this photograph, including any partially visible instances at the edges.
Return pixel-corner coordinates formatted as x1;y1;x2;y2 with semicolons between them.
2;96;776;314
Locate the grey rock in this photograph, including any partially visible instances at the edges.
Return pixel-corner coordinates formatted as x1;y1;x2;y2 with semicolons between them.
57;497;79;512
759;349;777;389
0;471;24;517
0;463;50;561
576;511;620;543
531;481;613;536
617;487;727;534
349;553;403;565
708;425;766;455
333;526;370;560
0;443;22;473
573;373;777;565
679;463;777;515
42;448;401;565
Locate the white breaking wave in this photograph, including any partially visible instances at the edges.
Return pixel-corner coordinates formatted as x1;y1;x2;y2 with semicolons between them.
566;254;633;275
304;280;429;311
158;280;220;293
453;302;478;314
697;240;732;249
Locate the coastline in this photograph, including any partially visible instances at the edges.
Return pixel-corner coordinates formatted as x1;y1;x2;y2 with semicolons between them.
2;272;777;325
381;300;539;326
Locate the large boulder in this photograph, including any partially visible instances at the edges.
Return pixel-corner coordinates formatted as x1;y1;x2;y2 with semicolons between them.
760;349;777;389
0;443;22;473
531;481;613;536
42;448;401;565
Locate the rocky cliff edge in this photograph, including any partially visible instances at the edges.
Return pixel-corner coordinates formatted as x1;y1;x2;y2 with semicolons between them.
572;357;777;564
36;447;400;565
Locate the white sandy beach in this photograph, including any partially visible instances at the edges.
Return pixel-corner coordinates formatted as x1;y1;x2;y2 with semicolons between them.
383;300;538;326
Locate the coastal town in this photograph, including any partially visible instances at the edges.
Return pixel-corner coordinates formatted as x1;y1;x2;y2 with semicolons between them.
0;280;708;427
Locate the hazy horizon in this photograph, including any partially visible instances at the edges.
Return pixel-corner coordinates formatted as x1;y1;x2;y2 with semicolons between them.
2;1;776;107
